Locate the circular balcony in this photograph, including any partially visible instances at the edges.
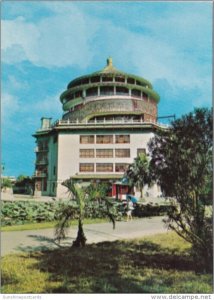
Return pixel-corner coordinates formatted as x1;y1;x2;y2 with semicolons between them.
60;58;159;123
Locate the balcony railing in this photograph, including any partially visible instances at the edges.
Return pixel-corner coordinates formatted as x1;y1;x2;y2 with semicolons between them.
55;118;168;126
34;147;49;152
37;118;169;132
35;159;48;165
33;171;47;177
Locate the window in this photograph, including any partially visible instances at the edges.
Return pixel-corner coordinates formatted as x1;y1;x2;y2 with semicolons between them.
80;149;94;158
131;89;141;98
100;86;114;95
80;135;94;144
115;149;130;158
75;91;82;98
53;166;56;175
127;77;135;84
142;92;148;100
96;163;113;172
91;76;100;83
137;148;146;156
96;149;113;158
115;76;125;83
115;135;130;144
86;87;98;97
96;135;113;144
115;163;129;172
102;76;113;82
116;86;128;95
67;93;74;100
81;78;89;85
79;163;94;172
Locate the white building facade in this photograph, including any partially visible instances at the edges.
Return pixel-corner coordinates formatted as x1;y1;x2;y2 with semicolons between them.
33;58;165;198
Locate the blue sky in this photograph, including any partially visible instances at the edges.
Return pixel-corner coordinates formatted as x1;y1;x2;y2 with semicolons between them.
1;1;212;177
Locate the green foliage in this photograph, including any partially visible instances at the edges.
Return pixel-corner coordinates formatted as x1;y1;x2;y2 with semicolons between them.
13;175;34;195
1;198;115;228
149;108;213;273
1;178;13;189
134;203;173;217
1;201;57;226
125;152;151;197
55;180;88;247
55;179;121;247
2;233;212;293
16;175;27;182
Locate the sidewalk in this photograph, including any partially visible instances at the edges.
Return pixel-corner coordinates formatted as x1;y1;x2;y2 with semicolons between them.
1;216;169;256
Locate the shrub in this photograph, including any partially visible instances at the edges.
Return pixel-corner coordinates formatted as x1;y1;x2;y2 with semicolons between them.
133;203;172;217
1;201;58;226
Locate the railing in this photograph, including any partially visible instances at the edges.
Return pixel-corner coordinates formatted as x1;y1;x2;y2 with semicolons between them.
37;118;169;131
53;119;169;127
34;147;49;152
33;172;47;177
35;159;48;165
84;94;131;102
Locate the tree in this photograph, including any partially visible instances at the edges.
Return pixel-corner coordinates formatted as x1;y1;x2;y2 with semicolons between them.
1;178;13;190
149;108;213;273
125;152;151;198
55;179;120;247
13;175;34;194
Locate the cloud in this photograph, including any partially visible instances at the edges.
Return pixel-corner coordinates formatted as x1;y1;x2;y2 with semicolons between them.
2;2;211;86
31;92;62;118
1;4;96;68
1;2;212;102
1;92;20;124
2;17;40;63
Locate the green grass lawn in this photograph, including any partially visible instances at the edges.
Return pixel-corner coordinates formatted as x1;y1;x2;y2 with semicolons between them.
1;232;213;294
1;218;108;232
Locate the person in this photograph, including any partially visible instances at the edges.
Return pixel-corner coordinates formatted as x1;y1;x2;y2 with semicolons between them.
126;199;134;221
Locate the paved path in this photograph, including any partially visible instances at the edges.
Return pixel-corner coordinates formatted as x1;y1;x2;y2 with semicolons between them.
1;217;168;256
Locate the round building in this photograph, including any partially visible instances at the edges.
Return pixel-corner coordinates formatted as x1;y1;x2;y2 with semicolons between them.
60;58;159;124
33;58;164;198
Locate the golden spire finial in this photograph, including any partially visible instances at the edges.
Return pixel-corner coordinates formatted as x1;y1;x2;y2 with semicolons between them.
107;57;113;67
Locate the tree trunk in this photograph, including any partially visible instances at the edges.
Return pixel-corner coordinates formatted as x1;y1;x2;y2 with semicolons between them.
72;218;87;247
140;185;143;198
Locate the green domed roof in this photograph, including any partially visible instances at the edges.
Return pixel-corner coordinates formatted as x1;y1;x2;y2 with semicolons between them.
67;58;153;89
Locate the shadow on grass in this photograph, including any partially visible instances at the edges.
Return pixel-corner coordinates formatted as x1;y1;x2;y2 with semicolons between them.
25;238;196;293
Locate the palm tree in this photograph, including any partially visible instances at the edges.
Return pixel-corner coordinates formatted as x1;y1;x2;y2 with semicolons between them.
125;153;151;198
55;179;87;247
86;183;119;228
55;179;120;247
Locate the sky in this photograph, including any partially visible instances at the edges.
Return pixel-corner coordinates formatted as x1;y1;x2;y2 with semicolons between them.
1;1;213;177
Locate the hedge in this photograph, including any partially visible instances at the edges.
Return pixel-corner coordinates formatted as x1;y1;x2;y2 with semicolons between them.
1;200;172;226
